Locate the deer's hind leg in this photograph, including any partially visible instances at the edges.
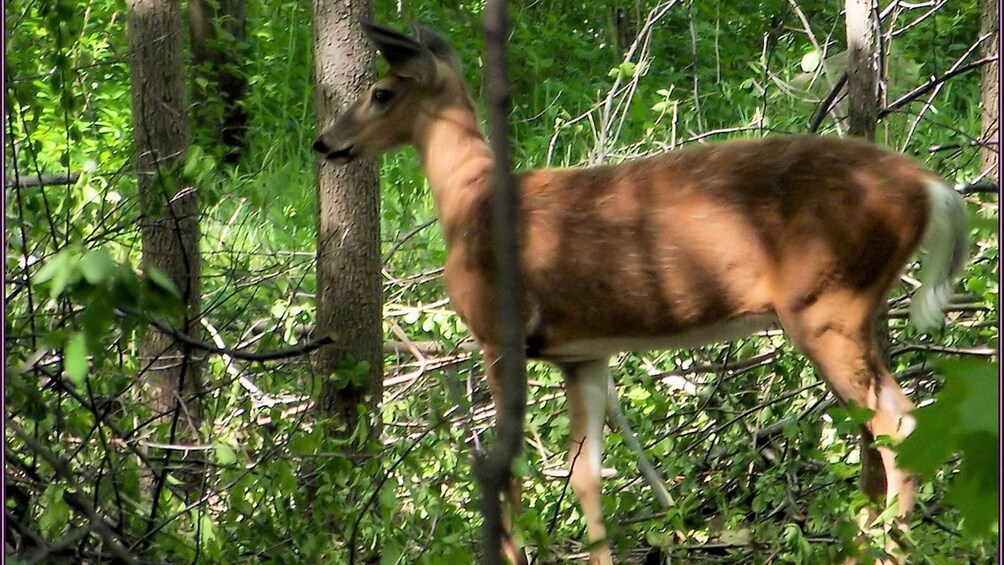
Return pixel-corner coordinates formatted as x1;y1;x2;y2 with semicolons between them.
776;293;916;556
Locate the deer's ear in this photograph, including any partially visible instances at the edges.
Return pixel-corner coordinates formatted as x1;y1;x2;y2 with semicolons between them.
360;20;436;84
409;21;457;64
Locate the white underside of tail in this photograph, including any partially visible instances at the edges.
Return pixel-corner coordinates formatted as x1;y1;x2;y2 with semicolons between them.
910;179;967;332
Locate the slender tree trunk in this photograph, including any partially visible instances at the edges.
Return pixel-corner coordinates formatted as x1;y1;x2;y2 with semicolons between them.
479;1;528;563
189;0;248;162
980;0;998;180
844;0;889;361
845;0;878;141
845;0;894;542
311;1;382;440
127;0;202;480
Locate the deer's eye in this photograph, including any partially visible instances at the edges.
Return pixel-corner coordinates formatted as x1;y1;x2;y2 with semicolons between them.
371;88;393;104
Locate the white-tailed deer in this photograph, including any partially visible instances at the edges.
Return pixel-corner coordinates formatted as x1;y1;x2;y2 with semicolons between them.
313;21;968;565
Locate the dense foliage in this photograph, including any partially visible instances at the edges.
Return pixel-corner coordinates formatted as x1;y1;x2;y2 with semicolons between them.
5;0;998;563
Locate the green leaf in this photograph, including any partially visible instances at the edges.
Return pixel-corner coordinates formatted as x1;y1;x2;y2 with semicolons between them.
511;454;531;478
214;443;238;465
50;254;81;299
946;432;999;536
79;248;115;285
183;145;204;180
64;331;88;387
336;358;371;388
939;358;998;435
289;430;319;454
38;484;69;537
380;539;403;565
379;482;396;513
897;393;958;479
199;514;218;546
609;61;636;79
34;249;83;299
33;250;70;285
144;264;181;300
846;403;875;425
898;359;1000;538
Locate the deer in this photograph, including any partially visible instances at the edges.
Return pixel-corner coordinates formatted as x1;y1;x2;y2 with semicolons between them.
313;20;968;565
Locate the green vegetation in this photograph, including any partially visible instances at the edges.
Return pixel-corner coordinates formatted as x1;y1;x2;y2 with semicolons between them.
6;0;998;563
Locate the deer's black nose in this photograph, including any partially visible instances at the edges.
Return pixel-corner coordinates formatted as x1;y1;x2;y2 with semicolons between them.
313;137;329;154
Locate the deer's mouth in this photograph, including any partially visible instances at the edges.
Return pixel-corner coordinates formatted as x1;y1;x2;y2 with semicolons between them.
313;136;357;164
324;145;356;164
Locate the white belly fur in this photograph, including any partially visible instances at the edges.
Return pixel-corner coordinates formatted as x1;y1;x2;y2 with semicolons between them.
538;313;778;362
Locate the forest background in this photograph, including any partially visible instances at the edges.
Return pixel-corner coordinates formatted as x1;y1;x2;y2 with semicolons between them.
5;0;1000;563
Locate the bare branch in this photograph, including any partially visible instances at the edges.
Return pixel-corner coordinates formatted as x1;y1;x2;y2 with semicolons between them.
478;2;529;563
5;172;80;189
880;56;997;118
128;310;335;362
808;72;848;133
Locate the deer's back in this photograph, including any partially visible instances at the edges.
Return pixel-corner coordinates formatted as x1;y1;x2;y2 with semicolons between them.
510;135;933;355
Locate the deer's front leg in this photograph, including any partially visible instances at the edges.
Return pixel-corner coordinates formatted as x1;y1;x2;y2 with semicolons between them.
562;358;613;565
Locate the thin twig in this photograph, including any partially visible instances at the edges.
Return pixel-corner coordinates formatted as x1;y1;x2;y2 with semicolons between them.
808;72;848;133
880;56;997;118
126;308;335;362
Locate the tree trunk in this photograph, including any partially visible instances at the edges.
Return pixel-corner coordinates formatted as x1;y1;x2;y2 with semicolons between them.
189;0;248;163
311;1;382;440
127;0;202;481
844;0;889;360
845;0;878;141
479;1;529;562
845;0;893;529
128;0;202;416
980;0;998;180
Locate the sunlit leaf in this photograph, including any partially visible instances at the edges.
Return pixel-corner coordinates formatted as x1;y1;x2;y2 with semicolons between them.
800;50;821;73
80;248;115;284
64;331;88;387
215;443;238;465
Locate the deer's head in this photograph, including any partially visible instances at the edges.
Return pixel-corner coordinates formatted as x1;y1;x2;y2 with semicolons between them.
312;21;464;164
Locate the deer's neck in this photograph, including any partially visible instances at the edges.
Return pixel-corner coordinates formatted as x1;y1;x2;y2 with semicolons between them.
414;102;495;245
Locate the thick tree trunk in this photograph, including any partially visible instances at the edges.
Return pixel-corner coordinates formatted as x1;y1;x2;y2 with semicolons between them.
127;0;202;478
311;1;382;439
189;0;248;162
980;0;999;180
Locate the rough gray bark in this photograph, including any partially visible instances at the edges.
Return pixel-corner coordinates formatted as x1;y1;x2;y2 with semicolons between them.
311;0;382;438
845;0;878;141
980;0;999;179
189;0;248;162
127;0;203;516
127;0;202;421
845;0;894;526
844;0;889;361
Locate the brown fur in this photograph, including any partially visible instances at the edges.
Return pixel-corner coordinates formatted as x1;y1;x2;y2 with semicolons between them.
314;22;957;565
441;135;932;353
